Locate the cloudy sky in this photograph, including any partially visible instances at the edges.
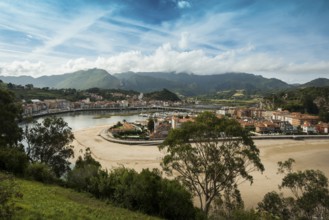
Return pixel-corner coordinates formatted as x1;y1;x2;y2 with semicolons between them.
0;0;328;83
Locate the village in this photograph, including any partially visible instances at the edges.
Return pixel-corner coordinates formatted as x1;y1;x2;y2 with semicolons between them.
22;93;329;140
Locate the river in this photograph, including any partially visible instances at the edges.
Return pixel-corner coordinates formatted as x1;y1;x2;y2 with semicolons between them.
22;111;144;131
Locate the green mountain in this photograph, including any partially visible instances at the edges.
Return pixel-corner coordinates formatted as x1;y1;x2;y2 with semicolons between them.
115;71;292;95
0;69;121;90
0;68;299;95
300;78;329;88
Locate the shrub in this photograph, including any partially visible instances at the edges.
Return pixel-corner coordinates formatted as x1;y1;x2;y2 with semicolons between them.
158;178;197;220
0;173;22;219
25;163;57;184
0;147;29;175
107;167;198;219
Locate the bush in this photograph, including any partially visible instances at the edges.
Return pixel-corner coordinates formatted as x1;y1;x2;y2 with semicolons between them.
158;178;197;220
0;173;22;219
0;147;29;175
107;167;198;219
25;163;57;184
67;148;103;193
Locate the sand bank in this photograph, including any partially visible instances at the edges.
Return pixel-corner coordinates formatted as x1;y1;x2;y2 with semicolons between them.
72;125;329;208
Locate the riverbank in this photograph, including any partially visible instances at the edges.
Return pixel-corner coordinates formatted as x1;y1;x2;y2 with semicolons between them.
72;125;329;209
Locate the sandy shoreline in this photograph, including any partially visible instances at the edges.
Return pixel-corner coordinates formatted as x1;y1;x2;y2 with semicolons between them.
72;125;329;208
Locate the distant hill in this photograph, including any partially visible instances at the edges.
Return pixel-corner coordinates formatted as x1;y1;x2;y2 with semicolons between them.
0;69;121;90
116;71;292;95
0;68;301;95
144;88;181;102
300;78;329;88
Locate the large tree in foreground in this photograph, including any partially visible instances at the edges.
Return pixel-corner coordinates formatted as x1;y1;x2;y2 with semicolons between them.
0;89;22;148
159;112;264;215
24;116;74;177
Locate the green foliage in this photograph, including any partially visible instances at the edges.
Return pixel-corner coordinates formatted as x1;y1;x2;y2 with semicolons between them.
147;118;155;133
14;176;160;220
212;185;244;219
158;178;198;220
257;191;293;219
25;163;57;184
24;116;74;178
67;148;102;192
107;167;197;220
0;147;29;175
258;158;329;219
319;110;329;122
68;159;197;220
144;89;181;101
9;86;86;102
266;86;329;115
0;89;22;148
0;173;22;220
159;112;264;216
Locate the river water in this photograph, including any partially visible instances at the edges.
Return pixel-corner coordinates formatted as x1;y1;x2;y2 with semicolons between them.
24;111;144;131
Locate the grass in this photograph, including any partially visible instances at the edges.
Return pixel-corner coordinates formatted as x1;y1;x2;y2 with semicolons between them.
93;114;112;119
13;178;161;220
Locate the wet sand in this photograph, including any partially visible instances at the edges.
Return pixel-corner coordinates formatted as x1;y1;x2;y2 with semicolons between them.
72;125;329;208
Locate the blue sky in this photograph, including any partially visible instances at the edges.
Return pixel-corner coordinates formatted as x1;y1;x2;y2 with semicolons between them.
0;0;328;83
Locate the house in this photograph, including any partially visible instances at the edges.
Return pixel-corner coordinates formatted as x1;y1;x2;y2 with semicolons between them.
278;121;296;134
152;121;171;139
254;121;280;134
316;122;329;134
255;123;267;133
301;122;316;134
171;116;194;129
239;120;255;132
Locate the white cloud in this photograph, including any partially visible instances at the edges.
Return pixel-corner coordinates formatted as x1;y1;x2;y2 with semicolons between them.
55;43;285;74
1;43;329;83
178;32;190;49
177;1;191;9
0;61;46;76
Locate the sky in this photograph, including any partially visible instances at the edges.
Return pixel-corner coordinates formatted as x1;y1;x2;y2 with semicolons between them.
0;0;329;83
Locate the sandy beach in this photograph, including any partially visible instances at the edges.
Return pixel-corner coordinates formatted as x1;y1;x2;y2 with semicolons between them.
72;125;329;208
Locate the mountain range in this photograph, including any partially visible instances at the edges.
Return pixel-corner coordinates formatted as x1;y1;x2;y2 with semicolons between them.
1;68;328;96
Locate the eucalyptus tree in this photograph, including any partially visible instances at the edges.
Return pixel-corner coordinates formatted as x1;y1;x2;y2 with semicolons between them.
24;116;74;177
159;112;264;215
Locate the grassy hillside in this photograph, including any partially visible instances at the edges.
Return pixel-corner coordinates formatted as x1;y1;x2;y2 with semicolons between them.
53;69;121;90
14;178;160;220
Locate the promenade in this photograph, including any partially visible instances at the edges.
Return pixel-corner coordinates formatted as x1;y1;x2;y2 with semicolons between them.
99;127;329;146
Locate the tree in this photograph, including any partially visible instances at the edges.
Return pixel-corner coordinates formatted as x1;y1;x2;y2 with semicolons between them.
67;148;102;192
159;112;264;215
0;89;22;148
25;84;33;90
147;118;155;133
24;116;74;177
258;158;329;219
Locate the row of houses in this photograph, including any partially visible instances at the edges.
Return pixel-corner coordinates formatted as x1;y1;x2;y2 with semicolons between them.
22;98;183;117
152;108;329;137
232;108;328;134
